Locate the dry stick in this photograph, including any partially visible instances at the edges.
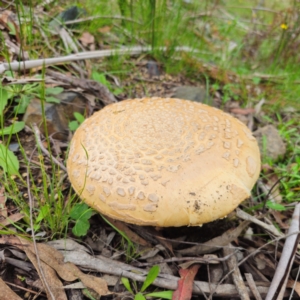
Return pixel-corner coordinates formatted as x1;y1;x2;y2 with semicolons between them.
236;208;283;238
223;244;250;300
210;231;298;298
27;147;55;300
5;280;42;296
46;70;116;105
245;273;263;300
62;250;270;298
134;252;237;267
265;203;300;300
0;46;196;74
290;267;300;300
32;124;67;173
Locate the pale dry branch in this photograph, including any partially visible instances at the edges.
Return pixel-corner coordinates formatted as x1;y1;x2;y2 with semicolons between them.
223;244;250;300
62;248;270;298
32;124;67;172
0;46;196;74
236;208;283;238
265;203;300;300
245;273;263;300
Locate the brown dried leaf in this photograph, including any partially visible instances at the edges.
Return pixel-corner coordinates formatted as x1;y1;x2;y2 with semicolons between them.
0;236;110;298
19;240;68;300
271;211;289;230
0;213;25;229
230;108;255;115
0;278;22;300
178;221;250;255
79;32;95;46
287;280;300;296
0;186;7;218
98;26;112;33
24;239;109;296
107;217;150;246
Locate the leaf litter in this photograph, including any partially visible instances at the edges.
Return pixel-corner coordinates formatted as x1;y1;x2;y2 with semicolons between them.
0;2;300;300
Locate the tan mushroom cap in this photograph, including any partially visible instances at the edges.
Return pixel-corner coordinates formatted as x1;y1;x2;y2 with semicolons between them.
67;97;261;227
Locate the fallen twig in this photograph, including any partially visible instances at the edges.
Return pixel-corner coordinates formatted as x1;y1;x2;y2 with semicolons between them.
46;70;117;105
265;203;300;300
26;146;55;300
245;273;263;300
32;124;67;172
62;248;270;298
223;244;250;300
0;46;196;74
236;209;283;238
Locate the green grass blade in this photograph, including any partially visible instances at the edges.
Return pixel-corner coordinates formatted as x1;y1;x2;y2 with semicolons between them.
145;291;173;299
121;277;133;294
1;121;25;135
135;293;146;300
141;265;160;292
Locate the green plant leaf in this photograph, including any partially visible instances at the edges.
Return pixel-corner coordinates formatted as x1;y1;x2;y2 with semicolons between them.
101;215;135;254
45;87;64;95
7;22;16;35
1;121;25;135
74;112;85;124
0;144;19;175
92;72;107;85
70;203;93;220
35;205;50;223
0;87;9;117
121;277;133;294
145;291;173;299
114;88;123;95
266;201;286;211
72;218;90;236
70;203;93;236
14;96;31;114
141;265;160;292
68;120;80;131
45;96;61;103
134;293;146;300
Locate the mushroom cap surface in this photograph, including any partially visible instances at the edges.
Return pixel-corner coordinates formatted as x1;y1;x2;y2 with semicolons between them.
67;97;261;227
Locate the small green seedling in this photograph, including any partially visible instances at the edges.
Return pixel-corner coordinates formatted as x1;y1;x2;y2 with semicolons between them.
69;112;85;131
69;203;94;236
122;265;173;300
0;86;25;135
0;87;22;176
101;215;137;261
92;71;123;95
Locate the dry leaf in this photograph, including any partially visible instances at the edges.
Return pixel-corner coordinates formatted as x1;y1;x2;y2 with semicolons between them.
98;26;112;33
0;277;22;300
172;264;200;300
287;280;300;297
230;108;255;115
0;186;7;218
0;213;25;229
0;236;110;298
107;217;150;246
19;239;68;300
79;32;95;47
178;221;250;255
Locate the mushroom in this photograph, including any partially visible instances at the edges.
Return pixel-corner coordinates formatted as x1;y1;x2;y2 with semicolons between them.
67;97;260;227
